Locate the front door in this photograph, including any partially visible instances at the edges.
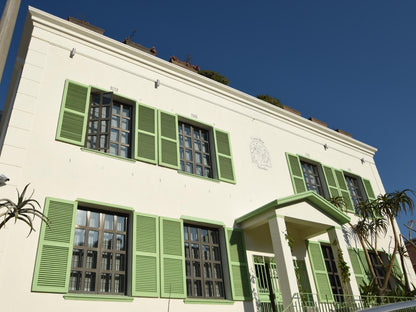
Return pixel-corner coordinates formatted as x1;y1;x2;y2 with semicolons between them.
253;255;283;312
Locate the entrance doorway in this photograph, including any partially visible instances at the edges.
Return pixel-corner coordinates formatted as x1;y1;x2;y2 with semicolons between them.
321;244;344;302
253;255;283;312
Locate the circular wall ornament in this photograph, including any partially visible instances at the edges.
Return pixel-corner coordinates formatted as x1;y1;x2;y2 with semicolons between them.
250;138;272;170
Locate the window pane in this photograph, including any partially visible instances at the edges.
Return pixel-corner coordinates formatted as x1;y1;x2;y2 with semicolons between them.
100;273;112;292
204;263;212;277
110;143;118;155
184;125;191;135
104;214;114;230
185;137;191;148
101;106;110;118
112;105;120;115
116;216;126;231
88;230;99;247
89;212;100;227
74;229;85;246
194;280;202;297
193;261;201;277
212;246;220;261
214;263;222;278
185;150;193;161
120;146;128;158
112;115;120;128
192;244;199;259
115;254;125;271
72;249;83;268
102;252;113;270
103;233;113;249
100;120;108;132
86;250;97;269
194;140;201;151
111;129;119;141
121;118;129;130
116;234;125;251
84;272;96;291
114;274;125;293
196;165;203;176
121;132;129;144
190;227;198;241
99;134;108;149
201;229;208;242
69;271;82;291
122;107;130;117
195;152;202;164
76;210;87;226
186;163;193;173
203;245;210;260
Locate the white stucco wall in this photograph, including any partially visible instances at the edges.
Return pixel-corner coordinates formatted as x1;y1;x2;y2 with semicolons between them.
0;7;414;312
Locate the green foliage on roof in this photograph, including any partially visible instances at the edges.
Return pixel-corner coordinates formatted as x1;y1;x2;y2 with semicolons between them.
198;70;230;85
256;94;283;108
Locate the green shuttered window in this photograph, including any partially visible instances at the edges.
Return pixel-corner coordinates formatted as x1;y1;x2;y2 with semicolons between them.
32;198;78;293
285;152;376;214
160;217;186;298
307;241;334;303
57;80;235;183
225;228;252;301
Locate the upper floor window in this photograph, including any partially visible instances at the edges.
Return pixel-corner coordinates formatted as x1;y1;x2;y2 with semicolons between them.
345;175;366;211
184;224;225;299
69;208;128;295
178;122;213;178
56;80;235;183
86;92;132;158
300;161;325;196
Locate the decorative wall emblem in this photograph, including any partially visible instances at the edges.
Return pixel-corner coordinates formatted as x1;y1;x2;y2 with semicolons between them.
250;138;272;170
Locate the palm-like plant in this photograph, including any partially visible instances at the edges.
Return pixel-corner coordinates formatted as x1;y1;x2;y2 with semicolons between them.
329;189;415;296
0;184;49;236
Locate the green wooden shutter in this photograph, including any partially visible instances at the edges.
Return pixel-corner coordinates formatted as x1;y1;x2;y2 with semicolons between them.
225;228;252;301
56;80;90;145
32;198;77;293
362;178;376;201
307;241;334;303
160;217;186;298
335;170;355;213
214;129;236;183
294;260;314;304
158;111;179;169
322;166;341;199
132;212;159;297
135;103;158;164
347;248;369;289
286;153;307;194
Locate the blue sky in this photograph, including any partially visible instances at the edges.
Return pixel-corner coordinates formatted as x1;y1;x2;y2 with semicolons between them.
1;1;415;235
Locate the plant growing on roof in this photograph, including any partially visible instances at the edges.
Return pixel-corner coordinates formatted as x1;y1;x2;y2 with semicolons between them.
198;70;230;85
256;95;283;108
0;184;49;236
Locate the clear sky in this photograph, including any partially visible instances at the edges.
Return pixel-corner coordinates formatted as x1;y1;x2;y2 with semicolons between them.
1;1;415;235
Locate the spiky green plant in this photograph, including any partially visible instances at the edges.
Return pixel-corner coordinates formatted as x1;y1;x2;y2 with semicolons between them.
0;184;49;236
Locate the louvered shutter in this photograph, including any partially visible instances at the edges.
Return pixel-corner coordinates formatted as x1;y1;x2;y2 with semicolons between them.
294;260;314;304
307;241;334;303
214;129;236;183
225;228;252;301
32;198;77;293
335;170;355;212
132;212;159;297
135;104;157;164
158;111;179;169
286;153;307;194
160;217;186;298
362;178;376;201
347;248;369;289
322;166;341;199
56;80;90;145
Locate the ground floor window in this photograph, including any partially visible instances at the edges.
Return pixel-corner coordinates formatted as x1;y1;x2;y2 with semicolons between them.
321;245;344;302
69;208;128;295
184;224;225;298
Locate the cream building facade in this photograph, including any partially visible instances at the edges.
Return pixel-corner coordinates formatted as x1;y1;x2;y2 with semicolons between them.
0;7;414;312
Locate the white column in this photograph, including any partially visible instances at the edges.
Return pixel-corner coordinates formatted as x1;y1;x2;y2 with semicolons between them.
327;226;361;298
268;216;300;309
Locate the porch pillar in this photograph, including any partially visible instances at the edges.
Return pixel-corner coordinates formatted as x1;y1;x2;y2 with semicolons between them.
327;226;361;298
268;216;299;309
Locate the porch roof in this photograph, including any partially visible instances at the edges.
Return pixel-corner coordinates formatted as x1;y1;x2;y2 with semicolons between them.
235;191;351;225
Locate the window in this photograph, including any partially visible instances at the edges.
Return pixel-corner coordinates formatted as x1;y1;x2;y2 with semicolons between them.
57;80;235;183
69;208;128;295
369;252;392;291
178;122;213;178
300;161;325;196
345;175;366;211
321;245;343;302
86;92;132;158
184;224;225;298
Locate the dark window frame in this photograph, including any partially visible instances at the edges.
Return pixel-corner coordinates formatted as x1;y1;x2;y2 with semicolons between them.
321;244;344;302
85;91;134;158
184;224;225;299
344;174;367;212
178;121;213;178
69;207;129;295
300;160;326;197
